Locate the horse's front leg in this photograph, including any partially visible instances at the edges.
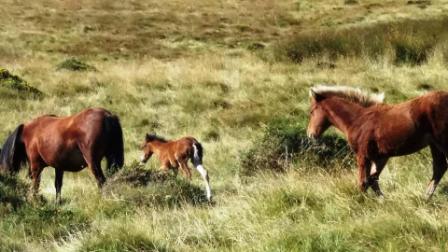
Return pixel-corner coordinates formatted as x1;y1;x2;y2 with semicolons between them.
179;161;192;180
356;155;371;192
160;163;173;176
426;144;447;199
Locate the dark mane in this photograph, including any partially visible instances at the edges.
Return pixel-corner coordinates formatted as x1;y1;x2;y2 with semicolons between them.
146;133;168;143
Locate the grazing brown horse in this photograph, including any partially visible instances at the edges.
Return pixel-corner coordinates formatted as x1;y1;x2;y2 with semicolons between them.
307;85;448;198
140;134;212;201
0;108;124;203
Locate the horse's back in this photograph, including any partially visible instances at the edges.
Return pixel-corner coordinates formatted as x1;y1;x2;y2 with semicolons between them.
22;108;116;169
178;136;198;144
351;91;448;156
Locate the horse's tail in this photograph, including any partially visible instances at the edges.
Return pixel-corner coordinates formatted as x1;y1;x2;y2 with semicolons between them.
191;140;203;166
0;124;27;174
191;140;212;201
104;115;124;175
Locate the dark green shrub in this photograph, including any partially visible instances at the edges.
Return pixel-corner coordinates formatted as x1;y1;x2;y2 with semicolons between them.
203;129;220;141
0;174;29;215
0;68;43;98
241;118;353;176
393;39;431;65
344;0;358;4
56;58;97;71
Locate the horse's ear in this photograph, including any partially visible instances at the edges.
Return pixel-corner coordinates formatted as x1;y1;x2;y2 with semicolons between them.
145;134;150;141
309;89;324;102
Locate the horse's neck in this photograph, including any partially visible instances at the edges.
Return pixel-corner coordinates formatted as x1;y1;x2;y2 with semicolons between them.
324;97;366;136
150;141;167;155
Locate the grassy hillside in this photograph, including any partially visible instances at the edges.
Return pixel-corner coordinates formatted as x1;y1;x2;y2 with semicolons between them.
1;0;448;251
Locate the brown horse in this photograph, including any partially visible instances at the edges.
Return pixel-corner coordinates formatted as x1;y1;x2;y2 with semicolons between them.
307;85;448;198
140;134;212;201
0;108;124;203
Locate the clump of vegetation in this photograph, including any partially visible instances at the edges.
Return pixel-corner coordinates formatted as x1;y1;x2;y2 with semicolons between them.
393;38;432;65
344;0;358;4
241;118;353;175
56;58;97;71
0;68;43;97
107;165;169;187
203;129;220;142
277;18;448;65
0;174;29;215
105;165;209;207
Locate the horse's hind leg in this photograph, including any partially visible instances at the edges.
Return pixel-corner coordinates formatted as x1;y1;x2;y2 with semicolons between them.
81;148;106;189
29;158;44;198
426;144;447;199
192;162;212;201
55;168;64;204
90;160;106;189
369;158;388;196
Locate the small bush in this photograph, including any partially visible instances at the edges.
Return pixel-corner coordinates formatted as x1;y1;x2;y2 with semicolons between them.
241;118;353;175
106;165;209;207
344;0;358;4
393;38;431;65
56;58;97;71
0;68;43;98
108;166;169;187
0;174;29;215
203;129;220;142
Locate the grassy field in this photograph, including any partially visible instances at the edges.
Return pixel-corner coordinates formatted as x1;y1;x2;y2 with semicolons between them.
2;0;448;251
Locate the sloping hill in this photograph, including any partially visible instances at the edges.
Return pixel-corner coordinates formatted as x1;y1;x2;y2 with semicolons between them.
0;1;448;251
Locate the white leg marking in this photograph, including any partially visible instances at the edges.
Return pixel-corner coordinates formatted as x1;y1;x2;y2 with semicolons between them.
370;163;377;176
196;164;212;200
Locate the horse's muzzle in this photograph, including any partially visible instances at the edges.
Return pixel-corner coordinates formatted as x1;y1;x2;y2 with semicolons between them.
140;155;148;164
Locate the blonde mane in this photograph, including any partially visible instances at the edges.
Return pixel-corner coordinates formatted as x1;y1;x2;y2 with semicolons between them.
310;85;384;107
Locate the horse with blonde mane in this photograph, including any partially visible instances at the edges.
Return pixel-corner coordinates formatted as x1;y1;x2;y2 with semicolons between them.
140;134;212;201
307;85;448;198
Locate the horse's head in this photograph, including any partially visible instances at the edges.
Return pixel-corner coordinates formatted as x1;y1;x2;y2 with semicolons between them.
307;89;331;139
140;134;155;163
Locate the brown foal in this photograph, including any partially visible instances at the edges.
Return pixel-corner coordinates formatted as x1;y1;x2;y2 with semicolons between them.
140;134;212;201
307;85;448;198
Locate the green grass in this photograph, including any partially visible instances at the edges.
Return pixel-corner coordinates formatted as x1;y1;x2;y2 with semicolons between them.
1;0;448;251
